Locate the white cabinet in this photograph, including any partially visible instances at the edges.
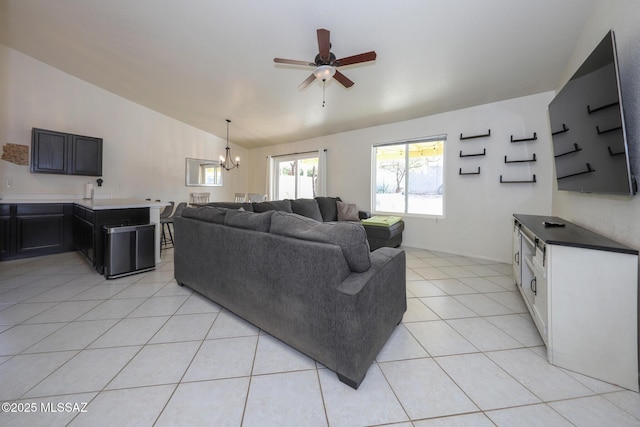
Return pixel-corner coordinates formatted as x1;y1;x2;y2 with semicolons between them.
512;222;522;288
520;233;548;344
513;214;639;391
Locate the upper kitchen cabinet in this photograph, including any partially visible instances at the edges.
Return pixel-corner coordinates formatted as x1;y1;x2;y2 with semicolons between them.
30;128;68;174
31;128;103;176
69;134;103;176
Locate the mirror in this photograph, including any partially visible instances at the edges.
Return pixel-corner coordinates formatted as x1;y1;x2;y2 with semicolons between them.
185;157;223;186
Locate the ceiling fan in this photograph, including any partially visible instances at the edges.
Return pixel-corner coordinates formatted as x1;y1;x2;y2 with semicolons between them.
274;28;377;89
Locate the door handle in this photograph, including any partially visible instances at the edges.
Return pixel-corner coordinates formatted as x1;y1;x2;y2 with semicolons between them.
530;277;537;295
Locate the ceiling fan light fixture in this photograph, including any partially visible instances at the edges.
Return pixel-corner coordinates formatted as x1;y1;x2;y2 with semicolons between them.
313;65;336;81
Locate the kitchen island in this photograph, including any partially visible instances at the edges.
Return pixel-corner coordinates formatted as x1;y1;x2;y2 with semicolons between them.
0;198;167;272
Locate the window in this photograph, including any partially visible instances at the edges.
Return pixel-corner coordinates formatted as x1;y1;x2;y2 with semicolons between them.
273;153;320;200
373;136;445;216
202;164;222;185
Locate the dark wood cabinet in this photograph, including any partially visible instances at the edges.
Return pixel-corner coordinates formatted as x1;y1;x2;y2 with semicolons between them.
0;203;73;261
31;128;103;176
69;135;103;176
30;129;68;174
73;205;96;265
73;206;149;275
0;205;13;257
2;203;150;274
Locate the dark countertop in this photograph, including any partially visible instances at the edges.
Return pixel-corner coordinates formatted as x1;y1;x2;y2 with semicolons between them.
514;214;638;255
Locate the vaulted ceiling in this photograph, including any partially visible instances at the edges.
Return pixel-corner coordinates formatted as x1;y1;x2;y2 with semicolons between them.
0;0;597;148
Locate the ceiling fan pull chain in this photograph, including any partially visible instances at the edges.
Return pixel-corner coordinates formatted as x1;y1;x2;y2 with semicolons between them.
322;79;326;107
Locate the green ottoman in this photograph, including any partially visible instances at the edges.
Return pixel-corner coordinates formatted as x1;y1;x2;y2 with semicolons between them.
361;216;404;251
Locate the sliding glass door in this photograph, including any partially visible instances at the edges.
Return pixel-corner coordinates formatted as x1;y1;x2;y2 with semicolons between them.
273;153;319;200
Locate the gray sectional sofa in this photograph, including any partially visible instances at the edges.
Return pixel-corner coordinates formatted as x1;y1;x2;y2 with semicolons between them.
173;205;406;389
203;196;371;221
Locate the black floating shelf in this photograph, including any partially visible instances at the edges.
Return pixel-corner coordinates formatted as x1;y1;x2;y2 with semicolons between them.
554;143;581;158
608;146;625;156
511;132;537;143
587;102;619;114
500;174;537;184
551;124;569;135
459;148;486;157
459;167;481;175
596;125;622;135
505;153;536;163
460;129;491;140
557;163;595;180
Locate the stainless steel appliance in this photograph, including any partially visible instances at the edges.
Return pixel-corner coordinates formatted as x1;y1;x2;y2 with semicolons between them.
103;223;155;279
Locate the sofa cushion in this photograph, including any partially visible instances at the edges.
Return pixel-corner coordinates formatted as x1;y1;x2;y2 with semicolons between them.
252;199;293;213
337;200;360;221
181;206;227;224
225;210;274;232
270;211;371;272
205;202;254;211
290;198;324;222
315;196;341;221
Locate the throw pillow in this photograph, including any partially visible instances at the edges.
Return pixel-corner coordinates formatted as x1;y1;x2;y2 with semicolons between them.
205;202;254;211
290;198;323;222
270;211;371;272
315;196;341;221
337;200;360;221
252;199;293;213
224;210;274;232
182;206;226;224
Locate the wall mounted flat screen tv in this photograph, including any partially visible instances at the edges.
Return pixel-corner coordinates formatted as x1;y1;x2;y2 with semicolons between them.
548;30;636;195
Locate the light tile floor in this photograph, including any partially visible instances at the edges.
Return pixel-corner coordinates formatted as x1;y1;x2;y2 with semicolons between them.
0;247;639;426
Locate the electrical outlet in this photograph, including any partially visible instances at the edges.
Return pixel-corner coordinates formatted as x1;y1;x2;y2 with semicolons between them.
5;179;12;188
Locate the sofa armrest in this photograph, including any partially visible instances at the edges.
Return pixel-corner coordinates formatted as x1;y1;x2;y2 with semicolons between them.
358;210;371;220
336;247;402;296
333;247;406;387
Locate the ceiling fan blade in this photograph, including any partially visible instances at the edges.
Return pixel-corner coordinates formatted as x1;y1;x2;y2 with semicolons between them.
274;58;314;66
333;70;354;88
335;51;377;67
297;74;316;89
317;28;331;61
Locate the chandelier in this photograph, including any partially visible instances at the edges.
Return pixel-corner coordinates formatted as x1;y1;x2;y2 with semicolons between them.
220;119;239;171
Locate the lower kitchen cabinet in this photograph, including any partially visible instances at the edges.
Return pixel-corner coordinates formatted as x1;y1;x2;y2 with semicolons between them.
73;205;149;275
1;202;151;276
0;203;74;261
0;205;11;257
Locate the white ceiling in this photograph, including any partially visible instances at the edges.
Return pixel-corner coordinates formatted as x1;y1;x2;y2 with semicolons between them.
0;0;597;148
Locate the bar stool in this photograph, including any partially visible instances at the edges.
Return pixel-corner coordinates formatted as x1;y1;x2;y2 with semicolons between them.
161;202;187;250
160;201;175;249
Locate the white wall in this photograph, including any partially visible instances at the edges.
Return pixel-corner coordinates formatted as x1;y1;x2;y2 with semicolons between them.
0;43;248;204
551;0;640;250
248;92;555;263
